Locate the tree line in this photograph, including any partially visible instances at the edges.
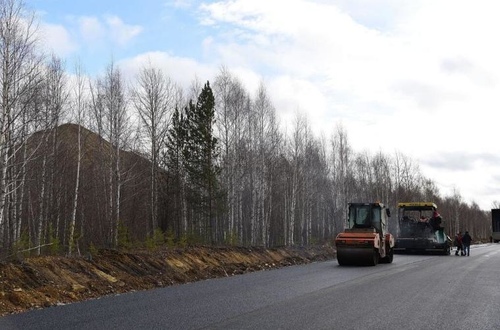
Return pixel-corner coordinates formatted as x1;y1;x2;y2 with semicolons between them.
0;0;493;257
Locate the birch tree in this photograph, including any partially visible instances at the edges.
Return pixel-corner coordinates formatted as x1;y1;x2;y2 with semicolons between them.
448;189;463;234
250;83;279;246
0;0;43;249
286;113;306;245
304;135;331;244
330;124;353;236
352;151;371;201
213;67;249;244
392;151;422;202
90;62;128;247
33;55;67;255
67;62;88;255
376;152;394;203
131;64;176;236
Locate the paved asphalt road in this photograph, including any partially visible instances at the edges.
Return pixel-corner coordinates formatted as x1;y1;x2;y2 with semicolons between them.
1;244;499;330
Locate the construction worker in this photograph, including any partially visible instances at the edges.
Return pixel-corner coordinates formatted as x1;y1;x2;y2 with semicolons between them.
454;232;463;256
429;211;443;231
462;231;472;256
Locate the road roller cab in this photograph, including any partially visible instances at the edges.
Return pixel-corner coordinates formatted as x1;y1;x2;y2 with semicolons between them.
335;202;394;266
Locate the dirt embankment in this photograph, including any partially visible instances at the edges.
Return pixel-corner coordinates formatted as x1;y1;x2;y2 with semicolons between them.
0;245;335;316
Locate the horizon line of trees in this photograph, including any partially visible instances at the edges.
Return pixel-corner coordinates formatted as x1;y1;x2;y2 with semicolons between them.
0;0;495;258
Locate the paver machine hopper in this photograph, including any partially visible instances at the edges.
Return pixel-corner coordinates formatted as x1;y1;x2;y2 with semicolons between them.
335;202;394;266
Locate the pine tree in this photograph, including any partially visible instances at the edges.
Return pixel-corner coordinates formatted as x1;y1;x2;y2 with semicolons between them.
165;106;187;237
183;81;220;243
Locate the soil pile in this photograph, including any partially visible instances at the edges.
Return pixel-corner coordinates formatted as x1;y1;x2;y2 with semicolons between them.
0;245;335;316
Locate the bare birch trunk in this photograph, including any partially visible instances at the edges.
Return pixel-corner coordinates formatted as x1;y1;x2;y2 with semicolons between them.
289;173;297;245
108;152;114;246
68;123;82;255
36;148;47;256
114;147;121;246
14;139;27;242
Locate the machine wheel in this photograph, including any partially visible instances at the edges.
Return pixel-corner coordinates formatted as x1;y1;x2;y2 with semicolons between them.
444;246;451;255
380;248;394;264
336;252;349;266
337;255;346;266
368;249;379;266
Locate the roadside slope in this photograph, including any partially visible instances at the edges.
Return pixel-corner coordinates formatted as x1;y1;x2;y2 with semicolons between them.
0;245;335;316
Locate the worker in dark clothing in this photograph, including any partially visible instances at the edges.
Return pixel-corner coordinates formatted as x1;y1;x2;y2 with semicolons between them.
429;211;442;231
462;231;472;256
454;232;463;256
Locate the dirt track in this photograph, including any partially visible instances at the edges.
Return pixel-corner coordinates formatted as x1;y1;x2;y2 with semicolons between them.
0;245;335;316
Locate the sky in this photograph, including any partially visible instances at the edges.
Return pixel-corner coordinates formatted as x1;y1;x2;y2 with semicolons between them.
24;0;500;211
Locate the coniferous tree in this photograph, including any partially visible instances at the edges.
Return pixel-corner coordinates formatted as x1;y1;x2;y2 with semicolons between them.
165;106;187;238
183;81;220;243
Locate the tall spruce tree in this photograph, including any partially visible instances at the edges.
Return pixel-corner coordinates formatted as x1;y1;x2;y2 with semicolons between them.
165;106;187;237
183;81;220;243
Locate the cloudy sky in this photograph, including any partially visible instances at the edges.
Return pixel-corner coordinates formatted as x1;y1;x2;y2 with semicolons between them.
25;0;500;210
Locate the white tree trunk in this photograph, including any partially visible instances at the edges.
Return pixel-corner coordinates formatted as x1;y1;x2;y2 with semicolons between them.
68;124;82;255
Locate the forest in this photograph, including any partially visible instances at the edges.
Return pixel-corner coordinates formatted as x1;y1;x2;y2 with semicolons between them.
0;0;493;258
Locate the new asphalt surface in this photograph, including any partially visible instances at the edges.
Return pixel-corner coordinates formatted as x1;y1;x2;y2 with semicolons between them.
1;244;499;330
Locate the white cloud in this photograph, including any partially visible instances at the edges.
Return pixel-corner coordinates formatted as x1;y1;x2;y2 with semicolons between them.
118;51;216;92
195;0;500;209
78;16;105;44
77;15;142;48
38;22;78;56
167;0;193;9
105;16;143;47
